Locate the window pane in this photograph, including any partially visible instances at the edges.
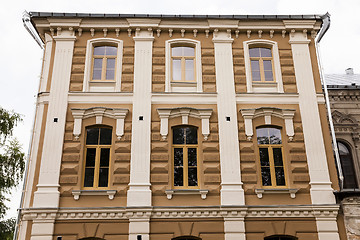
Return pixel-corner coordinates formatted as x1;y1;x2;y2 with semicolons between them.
251;71;261;81
260;48;272;57
172;47;183;57
273;148;284;166
173;128;185;144
338;142;350;155
185;127;198;144
85;148;96;167
185;59;194;81
251;60;260;71
264;71;274;81
188;148;197;166
84;168;95;187
275;167;286;186
269;128;282;144
93;58;103;69
94;46;106;55
99;128;112;145
263;60;273;71
172;59;181;80
174;167;184;186
249;48;260;57
100;148;110;167
188;167;198;186
92;70;102;80
257;128;269;144
183;47;195;56
174;148;183;166
259;148;270;166
86;128;99;145
106;70;115;80
107;58;116;69
105;46;117;56
261;167;272;186
98;168;109;187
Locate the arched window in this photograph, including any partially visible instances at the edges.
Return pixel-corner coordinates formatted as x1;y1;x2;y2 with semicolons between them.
91;45;117;81
256;127;286;187
172;126;199;188
171;46;195;82
83;126;112;189
249;47;274;82
338;141;358;189
265;235;297;240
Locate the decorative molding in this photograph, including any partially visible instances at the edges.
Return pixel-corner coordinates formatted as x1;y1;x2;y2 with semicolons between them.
255;188;298;199
240;107;295;141
157;107;212;140
72;190;117;200
21;205;340;221
71;107;128;140
165;189;209;200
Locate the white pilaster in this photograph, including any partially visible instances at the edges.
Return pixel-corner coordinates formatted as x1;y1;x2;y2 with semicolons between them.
289;31;335;205
213;31;245;206
129;219;150;240
39;33;53;93
224;218;246;240
127;29;154;207
315;217;340;240
31;29;76;239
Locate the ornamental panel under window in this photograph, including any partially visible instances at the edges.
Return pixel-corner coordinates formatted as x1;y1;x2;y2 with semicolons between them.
256;127;286;187
172;126;199;188
91;46;117;82
83;127;112;189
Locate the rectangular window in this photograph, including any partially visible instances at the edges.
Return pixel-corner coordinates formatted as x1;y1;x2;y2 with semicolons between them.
172;126;199;188
249;47;275;82
256;127;286;187
83;127;112;189
91;46;117;82
171;47;196;82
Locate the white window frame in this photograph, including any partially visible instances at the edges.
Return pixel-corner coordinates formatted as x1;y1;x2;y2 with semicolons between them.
165;39;202;92
83;38;123;92
243;39;283;93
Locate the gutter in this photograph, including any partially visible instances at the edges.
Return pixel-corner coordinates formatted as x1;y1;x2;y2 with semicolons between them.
22;11;44;49
315;12;344;189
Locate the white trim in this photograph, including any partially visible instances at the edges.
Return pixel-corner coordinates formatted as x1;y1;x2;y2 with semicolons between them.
157;107;212;140
165;38;202;92
39;33;53;93
165;189;209;200
83;38;123;92
70;107;128;140
243;39;284;93
255;188;298;199
71;190;117;200
240;107;296;141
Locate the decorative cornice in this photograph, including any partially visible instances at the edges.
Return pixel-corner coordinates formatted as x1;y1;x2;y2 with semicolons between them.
21;205;340;222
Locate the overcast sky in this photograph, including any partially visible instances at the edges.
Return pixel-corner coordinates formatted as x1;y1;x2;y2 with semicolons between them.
0;0;359;219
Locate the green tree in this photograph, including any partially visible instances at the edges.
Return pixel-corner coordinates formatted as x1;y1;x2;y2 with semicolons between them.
0;107;26;240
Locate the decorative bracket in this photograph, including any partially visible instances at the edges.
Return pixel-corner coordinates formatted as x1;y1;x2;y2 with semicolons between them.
157;107;212;140
72;190;117;200
255;188;298;199
165;189;209;200
71;107;128;140
240;107;295;141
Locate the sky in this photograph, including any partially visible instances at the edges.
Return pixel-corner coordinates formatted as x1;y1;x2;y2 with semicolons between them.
0;0;359;219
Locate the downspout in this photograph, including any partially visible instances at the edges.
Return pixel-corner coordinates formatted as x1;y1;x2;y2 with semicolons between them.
13;11;45;240
315;12;344;190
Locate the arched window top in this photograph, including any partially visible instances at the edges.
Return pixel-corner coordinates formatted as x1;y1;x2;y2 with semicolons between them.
172;125;198;145
338;141;351;155
265;235;297;240
256;126;282;145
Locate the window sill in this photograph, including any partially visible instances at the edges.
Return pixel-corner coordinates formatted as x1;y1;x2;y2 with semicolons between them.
255;188;298;199
252;82;278;93
165;189;209;200
72;190;117;200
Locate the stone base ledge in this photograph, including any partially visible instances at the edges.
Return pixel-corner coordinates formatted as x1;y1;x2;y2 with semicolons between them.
165;189;209;200
255;188;298;199
71;190;117;200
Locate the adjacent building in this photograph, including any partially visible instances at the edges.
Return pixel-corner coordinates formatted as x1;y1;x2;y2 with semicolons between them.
18;12;346;240
326;68;360;240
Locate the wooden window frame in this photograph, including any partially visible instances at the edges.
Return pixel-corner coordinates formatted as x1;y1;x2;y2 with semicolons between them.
91;46;117;83
172;126;200;189
82;127;112;190
171;46;196;83
249;47;276;83
256;127;288;188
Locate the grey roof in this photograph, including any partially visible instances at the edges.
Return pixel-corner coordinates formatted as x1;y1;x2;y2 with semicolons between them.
325;74;360;89
28;11;324;20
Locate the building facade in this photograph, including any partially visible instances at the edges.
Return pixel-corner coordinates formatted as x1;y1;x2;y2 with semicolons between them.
18;12;346;240
326;69;360;240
